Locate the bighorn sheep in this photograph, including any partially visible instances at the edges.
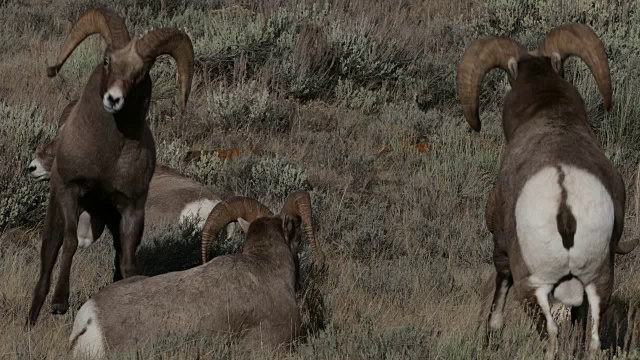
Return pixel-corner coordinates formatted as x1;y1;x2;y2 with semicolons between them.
69;192;325;357
28;7;194;325
29;117;222;247
458;23;638;356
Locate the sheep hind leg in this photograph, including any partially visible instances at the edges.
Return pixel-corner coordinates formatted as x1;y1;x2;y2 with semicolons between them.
535;285;558;360
51;185;81;314
585;284;603;352
484;271;513;331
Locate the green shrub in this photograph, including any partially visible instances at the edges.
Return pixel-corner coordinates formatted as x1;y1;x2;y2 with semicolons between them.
206;81;290;132
248;157;311;198
335;78;389;114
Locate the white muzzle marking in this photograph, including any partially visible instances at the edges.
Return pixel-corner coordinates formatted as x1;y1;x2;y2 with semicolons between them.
28;158;50;181
103;87;125;113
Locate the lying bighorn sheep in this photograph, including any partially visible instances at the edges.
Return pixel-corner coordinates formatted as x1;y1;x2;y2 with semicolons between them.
29;113;221;246
28;7;194;325
458;23;638;356
69;192;325;357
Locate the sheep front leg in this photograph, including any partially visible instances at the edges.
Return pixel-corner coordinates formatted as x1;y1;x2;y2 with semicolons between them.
51;185;81;315
118;204;145;279
28;188;64;325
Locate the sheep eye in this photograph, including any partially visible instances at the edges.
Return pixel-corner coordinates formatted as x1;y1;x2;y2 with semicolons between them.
103;56;110;66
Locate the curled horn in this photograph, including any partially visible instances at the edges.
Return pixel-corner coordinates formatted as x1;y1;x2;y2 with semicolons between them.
279;191;326;268
614;166;640;255
457;37;526;132
485;185;497;235
135;29;194;112
47;7;130;77
537;23;612;111
201;197;273;264
615;238;639;255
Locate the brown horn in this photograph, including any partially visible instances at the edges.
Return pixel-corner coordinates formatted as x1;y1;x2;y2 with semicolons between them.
135;28;194;112
537;23;612;111
485;185;497;235
615;238;639;255
457;37;525;132
47;7;130;77
279;192;326;267
201;197;273;264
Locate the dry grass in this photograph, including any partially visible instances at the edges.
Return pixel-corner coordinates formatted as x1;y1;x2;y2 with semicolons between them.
2;0;640;358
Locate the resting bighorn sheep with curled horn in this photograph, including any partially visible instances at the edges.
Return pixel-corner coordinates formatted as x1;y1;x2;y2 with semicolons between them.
69;192;325;357
458;23;638;357
28;7;194;325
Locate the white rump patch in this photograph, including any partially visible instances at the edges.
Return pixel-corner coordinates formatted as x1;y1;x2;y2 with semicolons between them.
28;158;50;181
180;199;220;228
77;212;95;248
516;165;614;291
70;299;105;358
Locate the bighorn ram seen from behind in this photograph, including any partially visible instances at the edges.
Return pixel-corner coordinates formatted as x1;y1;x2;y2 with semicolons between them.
28;7;194;325
69;192;325;358
458;23;638;357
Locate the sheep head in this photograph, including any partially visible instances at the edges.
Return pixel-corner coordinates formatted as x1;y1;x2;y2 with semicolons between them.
28;99;76;182
47;7;194;114
279;191;326;269
200;197;274;264
457;23;611;133
29;138;57;181
200;192;326;270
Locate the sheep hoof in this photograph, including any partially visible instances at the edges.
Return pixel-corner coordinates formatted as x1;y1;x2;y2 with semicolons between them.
51;301;68;315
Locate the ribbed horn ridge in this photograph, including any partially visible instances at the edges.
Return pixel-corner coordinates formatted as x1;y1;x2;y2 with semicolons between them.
135;28;194;112
537;23;612;111
47;7;130;77
280;192;326;267
201;197;273;264
485;186;498;235
457;37;526;131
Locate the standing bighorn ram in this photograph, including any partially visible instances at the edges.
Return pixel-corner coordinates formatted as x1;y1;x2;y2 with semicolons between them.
30;143;222;246
29;100;221;247
28;7;194;325
458;23;638;357
69;192;325;357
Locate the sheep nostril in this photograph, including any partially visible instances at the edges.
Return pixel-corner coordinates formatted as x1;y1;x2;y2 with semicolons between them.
28;165;36;172
107;95;116;105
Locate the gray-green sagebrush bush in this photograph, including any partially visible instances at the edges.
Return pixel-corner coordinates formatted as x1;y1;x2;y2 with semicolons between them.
0;103;55;229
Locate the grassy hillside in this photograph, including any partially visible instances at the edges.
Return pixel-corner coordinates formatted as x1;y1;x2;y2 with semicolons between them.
2;0;640;358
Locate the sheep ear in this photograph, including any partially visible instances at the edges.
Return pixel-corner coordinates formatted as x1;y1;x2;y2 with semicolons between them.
507;57;518;80
237;217;251;233
550;51;563;76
